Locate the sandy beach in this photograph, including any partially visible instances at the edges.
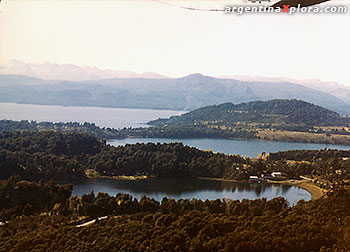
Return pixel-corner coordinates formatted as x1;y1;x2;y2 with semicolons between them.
269;180;324;200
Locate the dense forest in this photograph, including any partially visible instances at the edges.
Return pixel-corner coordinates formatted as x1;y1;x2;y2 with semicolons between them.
1;177;350;252
0;131;249;181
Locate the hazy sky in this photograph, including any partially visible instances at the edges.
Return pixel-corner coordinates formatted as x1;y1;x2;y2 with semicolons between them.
0;0;349;85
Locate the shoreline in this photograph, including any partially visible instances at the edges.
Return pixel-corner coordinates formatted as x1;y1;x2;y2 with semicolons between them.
85;169;149;181
99;175;149;180
267;179;324;200
198;176;324;200
198;177;240;183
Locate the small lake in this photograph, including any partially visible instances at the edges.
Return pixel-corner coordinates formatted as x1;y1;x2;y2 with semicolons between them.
0;102;185;129
109;138;350;158
72;177;311;206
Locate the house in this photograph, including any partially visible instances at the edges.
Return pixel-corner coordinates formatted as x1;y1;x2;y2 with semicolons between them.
261;174;274;180
270;172;284;181
249;176;265;182
249;176;260;182
271;172;282;178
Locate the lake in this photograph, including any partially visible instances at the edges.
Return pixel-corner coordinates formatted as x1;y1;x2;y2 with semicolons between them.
109;137;350;158
0;102;185;129
72;177;311;206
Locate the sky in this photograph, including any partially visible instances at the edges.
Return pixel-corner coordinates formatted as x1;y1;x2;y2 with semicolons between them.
0;0;349;85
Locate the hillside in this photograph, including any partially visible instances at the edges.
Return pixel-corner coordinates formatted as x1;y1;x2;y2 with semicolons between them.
146;99;350;144
1;73;350;114
149;99;349;127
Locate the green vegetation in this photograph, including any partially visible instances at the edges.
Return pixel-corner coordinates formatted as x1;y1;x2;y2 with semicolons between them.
150;99;350;128
0;120;120;139
0;131;251;181
1;177;350;252
0;176;72;221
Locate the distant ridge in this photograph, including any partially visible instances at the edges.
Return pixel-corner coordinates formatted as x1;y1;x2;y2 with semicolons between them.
1;71;350;115
0;60;169;81
219;75;350;107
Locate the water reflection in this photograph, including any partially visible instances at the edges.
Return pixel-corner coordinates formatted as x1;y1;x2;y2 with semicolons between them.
72;177;310;206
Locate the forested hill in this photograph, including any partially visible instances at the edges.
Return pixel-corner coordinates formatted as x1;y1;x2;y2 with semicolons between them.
149;99;349;127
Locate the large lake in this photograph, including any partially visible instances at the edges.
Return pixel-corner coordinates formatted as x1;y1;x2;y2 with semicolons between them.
72;177;311;206
0;102;185;129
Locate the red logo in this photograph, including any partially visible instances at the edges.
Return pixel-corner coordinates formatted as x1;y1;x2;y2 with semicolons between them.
282;5;290;12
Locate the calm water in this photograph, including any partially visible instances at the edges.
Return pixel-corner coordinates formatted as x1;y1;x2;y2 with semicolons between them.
0;102;185;129
109;138;350;158
72;177;311;206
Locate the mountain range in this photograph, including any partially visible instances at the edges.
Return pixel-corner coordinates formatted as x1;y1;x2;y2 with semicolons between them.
0;60;168;81
1;61;350;115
